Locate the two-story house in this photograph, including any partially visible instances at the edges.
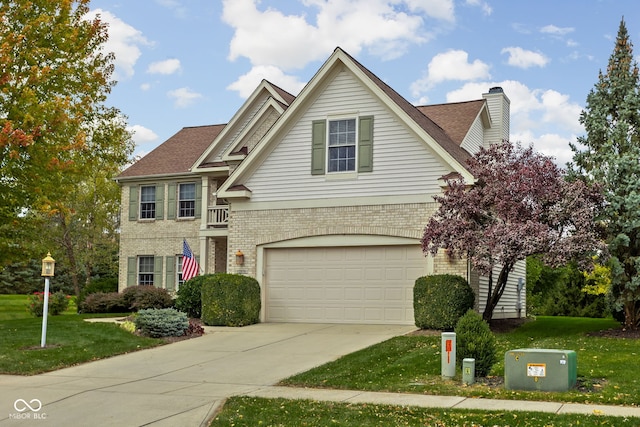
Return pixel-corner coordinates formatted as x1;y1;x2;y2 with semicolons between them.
115;47;525;325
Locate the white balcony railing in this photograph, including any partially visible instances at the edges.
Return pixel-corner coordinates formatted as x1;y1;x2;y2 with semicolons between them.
207;205;229;227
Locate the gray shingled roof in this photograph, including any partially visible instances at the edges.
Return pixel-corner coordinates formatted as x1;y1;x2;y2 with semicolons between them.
117;124;225;179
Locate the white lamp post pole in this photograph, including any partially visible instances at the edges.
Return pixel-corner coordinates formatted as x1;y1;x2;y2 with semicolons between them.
41;277;50;348
41;252;55;348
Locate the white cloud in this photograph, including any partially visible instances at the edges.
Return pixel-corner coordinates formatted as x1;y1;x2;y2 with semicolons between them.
540;25;575;36
140;83;151;91
465;0;492;16
167;87;203;108
222;0;450;98
86;9;152;80
446;80;583;166
501;47;549;69
226;65;306;99
127;125;159;145
410;50;491;96
147;58;182;75
405;0;455;22
156;0;188;18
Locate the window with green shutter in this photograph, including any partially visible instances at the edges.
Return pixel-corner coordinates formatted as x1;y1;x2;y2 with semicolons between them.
165;256;176;291
311;116;373;175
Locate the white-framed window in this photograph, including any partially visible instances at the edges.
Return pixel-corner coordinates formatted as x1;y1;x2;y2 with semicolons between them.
311;116;373;176
178;183;196;218
138;256;155;286
139;186;156;219
327;118;357;173
177;255;186;288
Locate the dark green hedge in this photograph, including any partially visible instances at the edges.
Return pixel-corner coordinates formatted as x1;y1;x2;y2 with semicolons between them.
175;275;206;318
201;273;261;327
413;274;475;330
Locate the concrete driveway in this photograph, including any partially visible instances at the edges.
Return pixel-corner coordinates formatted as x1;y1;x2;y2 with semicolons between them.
0;323;415;426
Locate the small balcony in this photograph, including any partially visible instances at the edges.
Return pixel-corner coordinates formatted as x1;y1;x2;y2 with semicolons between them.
207;205;229;227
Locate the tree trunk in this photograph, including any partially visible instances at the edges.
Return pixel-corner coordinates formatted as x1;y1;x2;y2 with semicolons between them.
482;263;513;322
58;213;81;298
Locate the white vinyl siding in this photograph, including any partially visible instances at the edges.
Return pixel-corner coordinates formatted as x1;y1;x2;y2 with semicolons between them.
460;116;485;155
208;92;271;163
477;259;527;319
245;68;450;202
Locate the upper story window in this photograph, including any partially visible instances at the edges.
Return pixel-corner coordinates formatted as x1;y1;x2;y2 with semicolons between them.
138;256;155;286
139;186;156;219
311;116;373;176
178;183;196;218
328;119;356;172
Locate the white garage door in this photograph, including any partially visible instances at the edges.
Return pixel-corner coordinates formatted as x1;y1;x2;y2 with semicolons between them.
264;245;427;324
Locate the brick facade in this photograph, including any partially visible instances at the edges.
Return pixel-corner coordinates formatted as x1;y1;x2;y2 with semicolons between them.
225;202;469;281
118;182;200;291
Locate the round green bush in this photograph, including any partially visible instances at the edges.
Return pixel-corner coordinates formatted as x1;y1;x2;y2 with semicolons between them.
134;308;189;338
27;291;70;317
413;274;475;330
174;276;206;318
201;273;261;327
455;309;497;377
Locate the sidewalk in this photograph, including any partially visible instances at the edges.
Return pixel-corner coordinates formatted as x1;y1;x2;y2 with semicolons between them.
245;386;640;418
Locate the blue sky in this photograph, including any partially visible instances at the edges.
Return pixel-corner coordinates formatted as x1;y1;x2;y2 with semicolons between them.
88;0;640;166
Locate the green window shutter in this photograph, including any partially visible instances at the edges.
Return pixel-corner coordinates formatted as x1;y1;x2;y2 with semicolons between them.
154;256;163;287
165;256;175;291
128;186;138;221
127;257;137;286
358;116;374;173
195;181;202;219
311;120;326;175
155;184;164;220
167;183;176;220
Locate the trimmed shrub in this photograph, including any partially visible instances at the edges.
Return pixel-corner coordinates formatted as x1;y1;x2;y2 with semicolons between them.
175;276;206;318
413;274;475;330
77;277;119;311
455;309;497;377
27;291;70;317
134;308;189;338
122;286;173;311
80;292;128;313
201;273;261;327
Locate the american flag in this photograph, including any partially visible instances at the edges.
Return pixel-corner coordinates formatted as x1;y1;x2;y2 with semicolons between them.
182;239;200;281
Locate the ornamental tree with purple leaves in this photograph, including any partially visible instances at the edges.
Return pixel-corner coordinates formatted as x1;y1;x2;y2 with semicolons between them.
422;141;605;322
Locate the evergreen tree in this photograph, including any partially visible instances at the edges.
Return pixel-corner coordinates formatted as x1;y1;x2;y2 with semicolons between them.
569;18;640;328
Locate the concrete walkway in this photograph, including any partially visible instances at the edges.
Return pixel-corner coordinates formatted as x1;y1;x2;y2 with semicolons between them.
1;323;639;426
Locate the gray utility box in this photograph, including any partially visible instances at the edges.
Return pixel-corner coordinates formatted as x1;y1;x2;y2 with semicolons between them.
505;349;577;392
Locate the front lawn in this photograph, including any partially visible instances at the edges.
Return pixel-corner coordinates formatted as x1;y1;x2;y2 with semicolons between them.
210;317;640;426
281;316;640;406
210;396;639;427
0;294;162;375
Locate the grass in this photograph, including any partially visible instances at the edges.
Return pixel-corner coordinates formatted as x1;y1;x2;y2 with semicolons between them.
281;316;639;406
0;294;42;320
0;294;162;375
209;316;640;426
210;396;640;427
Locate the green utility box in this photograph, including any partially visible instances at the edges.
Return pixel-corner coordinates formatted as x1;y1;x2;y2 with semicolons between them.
505;349;577;392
